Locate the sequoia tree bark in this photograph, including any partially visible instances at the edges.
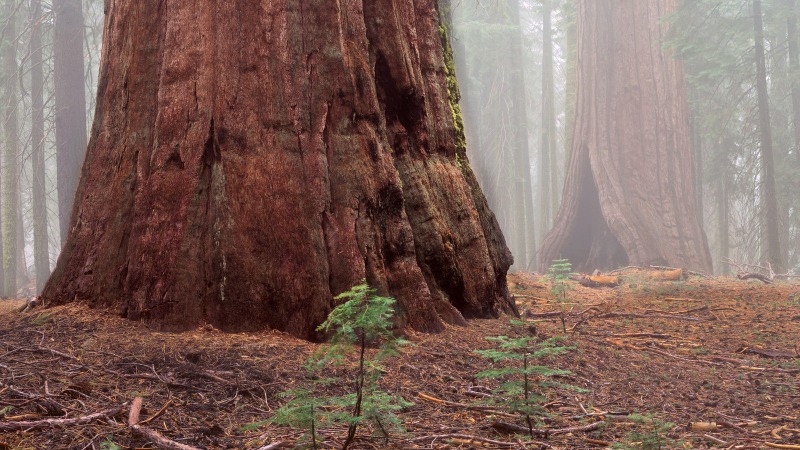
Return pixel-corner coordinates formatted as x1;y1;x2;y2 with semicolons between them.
41;0;515;338
539;0;713;273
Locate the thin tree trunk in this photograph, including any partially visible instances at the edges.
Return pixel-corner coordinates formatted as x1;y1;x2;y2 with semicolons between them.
753;0;786;273
788;0;800;165
717;170;730;276
16;191;28;293
53;0;87;248
563;0;577;174
42;0;515;337
510;0;534;270
689;86;704;230
1;0;18;297
539;1;554;246
30;0;51;292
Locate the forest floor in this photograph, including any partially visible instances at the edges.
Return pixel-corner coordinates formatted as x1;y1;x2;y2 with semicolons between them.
0;269;799;450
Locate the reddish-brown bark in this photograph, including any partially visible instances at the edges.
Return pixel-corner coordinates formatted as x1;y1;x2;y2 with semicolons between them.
42;0;515;338
539;0;713;273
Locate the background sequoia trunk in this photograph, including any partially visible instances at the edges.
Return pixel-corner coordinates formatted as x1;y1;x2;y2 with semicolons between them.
41;0;515;338
539;0;713;273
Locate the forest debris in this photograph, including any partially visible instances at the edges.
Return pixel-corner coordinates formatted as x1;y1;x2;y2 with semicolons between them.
593;311;706;322
701;434;728;445
771;425;786;440
609;332;672;339
737;272;774;284
738;365;800;374
578;275;621;288
0;405;122;431
765;443;800;449
584;437;612;446
690;421;718;431
129;397;201;450
407;433;519;448
490;419;604;437
16;298;39;313
417;392;445;403
138;398;173;425
254;443;291;450
650;267;685;281
738;346;795;358
525;310;563;319
416;393;516;417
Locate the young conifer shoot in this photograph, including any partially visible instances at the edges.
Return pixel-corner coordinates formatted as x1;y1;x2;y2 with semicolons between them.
315;281;412;449
474;320;584;440
244;281;411;449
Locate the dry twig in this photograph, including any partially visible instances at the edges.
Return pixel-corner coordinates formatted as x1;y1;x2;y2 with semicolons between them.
0;405;122;431
128;397;201;450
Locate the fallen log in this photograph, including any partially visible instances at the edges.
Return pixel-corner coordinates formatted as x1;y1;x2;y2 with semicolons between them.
650;268;684;281
736;272;774;284
579;275;621;288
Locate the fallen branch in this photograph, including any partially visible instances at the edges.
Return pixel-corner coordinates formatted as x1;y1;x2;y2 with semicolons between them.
609;332;672;339
0;405;122;431
490;420;604;437
139;399;173;425
254;443;291;450
407;433;520;447
737;272;774;284
649;265;708;278
702;434;728;446
738;365;800;374
765;443;800;449
606;340;725;366
524;311;563;319
593;311;706;322
416;392;516;417
129;397;201;450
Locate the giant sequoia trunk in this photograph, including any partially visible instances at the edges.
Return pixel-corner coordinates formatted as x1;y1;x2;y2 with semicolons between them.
539;0;713;273
41;0;515;338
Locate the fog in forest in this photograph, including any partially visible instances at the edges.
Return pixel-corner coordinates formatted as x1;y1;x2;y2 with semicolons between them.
449;0;798;276
0;0;798;297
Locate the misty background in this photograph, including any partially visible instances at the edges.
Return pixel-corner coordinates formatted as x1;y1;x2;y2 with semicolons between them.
0;0;798;297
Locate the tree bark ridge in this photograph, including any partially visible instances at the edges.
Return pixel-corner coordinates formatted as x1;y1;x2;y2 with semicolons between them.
42;0;514;338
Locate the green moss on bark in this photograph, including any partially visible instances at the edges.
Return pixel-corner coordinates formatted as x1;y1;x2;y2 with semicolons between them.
437;13;467;158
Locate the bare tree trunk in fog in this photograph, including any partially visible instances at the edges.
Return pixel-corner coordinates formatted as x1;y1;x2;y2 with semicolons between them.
788;0;800;165
563;0;577;175
539;1;554;246
16;194;28;292
31;0;51;292
716;156;730;275
753;0;786;273
1;0;19;297
54;0;87;248
510;0;535;270
539;0;712;273
689;87;704;232
42;0;516;338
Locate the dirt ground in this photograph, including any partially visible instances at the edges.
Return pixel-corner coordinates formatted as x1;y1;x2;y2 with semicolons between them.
0;269;798;449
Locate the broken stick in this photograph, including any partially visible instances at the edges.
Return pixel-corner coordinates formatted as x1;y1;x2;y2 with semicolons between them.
129;397;201;450
0;405;122;431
